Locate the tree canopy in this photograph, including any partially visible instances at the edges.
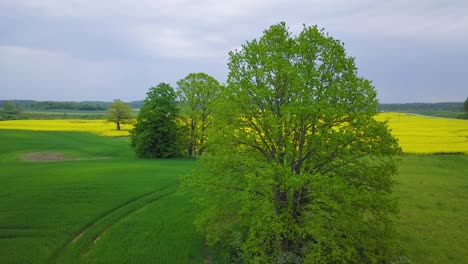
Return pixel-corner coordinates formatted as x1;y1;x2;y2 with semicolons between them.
183;22;401;263
106;99;133;130
130;83;181;158
177;72;222;158
464;97;468;112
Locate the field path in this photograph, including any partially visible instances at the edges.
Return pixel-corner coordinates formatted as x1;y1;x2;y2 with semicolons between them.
87;189;175;248
49;185;176;263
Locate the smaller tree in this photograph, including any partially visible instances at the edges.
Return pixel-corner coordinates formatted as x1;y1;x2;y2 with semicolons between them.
106;99;134;130
177;72;222;158
130;83;182;158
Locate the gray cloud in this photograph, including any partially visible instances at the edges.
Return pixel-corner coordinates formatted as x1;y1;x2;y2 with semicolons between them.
0;0;467;102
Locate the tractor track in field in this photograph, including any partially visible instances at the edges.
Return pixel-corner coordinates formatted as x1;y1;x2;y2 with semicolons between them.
69;190;157;244
83;190;175;255
92;191;170;242
49;185;176;263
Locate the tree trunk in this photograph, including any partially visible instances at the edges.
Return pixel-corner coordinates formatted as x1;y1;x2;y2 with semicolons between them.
189;118;196;158
188;142;193;158
198;138;205;156
117;122;121;130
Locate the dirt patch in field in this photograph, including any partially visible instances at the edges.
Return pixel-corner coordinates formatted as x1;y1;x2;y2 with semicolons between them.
21;152;77;162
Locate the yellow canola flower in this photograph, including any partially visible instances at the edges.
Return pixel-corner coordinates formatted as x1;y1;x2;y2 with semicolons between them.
376;113;468;154
0;119;132;137
0;113;467;153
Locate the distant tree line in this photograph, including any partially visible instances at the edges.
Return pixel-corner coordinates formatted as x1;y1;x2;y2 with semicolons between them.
2;100;464;113
0;100;144;111
379;102;464;111
31;101;108;110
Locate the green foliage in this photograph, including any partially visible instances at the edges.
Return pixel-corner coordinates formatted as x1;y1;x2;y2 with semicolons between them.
130;83;182;158
464;97;468;112
106;99;134;130
177;72;223;158
183;22;402;263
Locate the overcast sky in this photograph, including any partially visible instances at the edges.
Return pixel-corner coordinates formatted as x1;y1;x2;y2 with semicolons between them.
1;0;467;103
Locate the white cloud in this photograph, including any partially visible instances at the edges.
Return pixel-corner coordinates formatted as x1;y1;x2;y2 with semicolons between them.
0;46;134;100
292;0;468;39
4;0;284;21
1;0;467;102
130;25;229;59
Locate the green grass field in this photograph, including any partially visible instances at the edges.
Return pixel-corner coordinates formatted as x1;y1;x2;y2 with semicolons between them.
0;130;466;263
397;155;468;263
0;130;202;264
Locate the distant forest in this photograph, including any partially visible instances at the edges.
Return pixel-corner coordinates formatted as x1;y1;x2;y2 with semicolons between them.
379;102;464;111
0;100;464;112
1;100;467;120
0;100;144;111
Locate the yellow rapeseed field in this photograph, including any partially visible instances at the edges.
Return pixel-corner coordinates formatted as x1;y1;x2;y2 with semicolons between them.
0;113;467;153
0;119;132;137
377;113;468;154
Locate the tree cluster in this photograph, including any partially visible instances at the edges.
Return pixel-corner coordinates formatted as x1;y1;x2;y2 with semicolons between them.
130;75;222;159
132;22;403;263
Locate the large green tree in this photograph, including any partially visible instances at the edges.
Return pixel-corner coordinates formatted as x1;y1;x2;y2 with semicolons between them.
106;99;133;130
130;83;181;158
177;72;222;158
464;97;468;112
184;23;401;263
